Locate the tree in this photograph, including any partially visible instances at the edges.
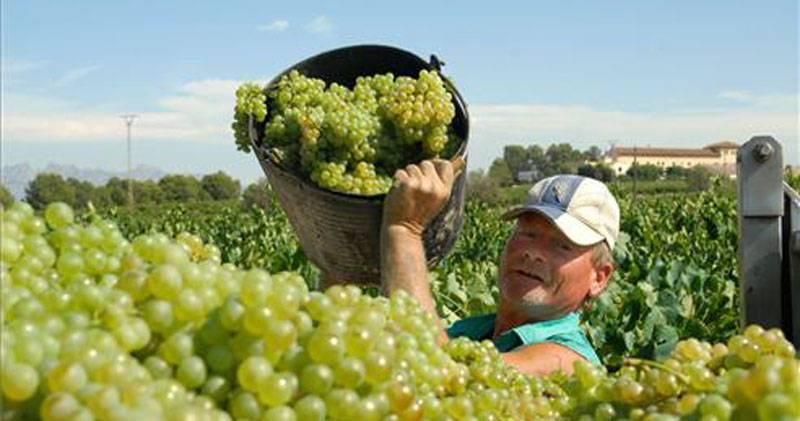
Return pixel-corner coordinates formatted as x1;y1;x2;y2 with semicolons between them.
133;180;165;205
0;183;14;208
25;173;75;210
583;146;604;162
201;171;241;201
103;177;129;206
159;175;208;203
687;166;713;191
66;178;97;210
593;164;615;182
487;158;513;187
544;143;584;176
242;178;277;210
578;163;615;182
503;145;529;182
626;163;662;181
465;169;502;203
665;165;690;179
526;145;546;180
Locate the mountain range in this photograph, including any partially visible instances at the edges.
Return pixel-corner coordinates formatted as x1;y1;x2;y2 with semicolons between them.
1;163;168;200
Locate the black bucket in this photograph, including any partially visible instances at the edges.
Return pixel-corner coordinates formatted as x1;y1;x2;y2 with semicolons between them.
249;44;470;285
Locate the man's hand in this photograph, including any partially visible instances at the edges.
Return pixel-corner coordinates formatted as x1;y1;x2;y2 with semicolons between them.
382;159;458;237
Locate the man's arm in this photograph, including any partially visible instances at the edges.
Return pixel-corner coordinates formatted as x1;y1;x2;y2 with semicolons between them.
380;159;457;344
501;343;585;376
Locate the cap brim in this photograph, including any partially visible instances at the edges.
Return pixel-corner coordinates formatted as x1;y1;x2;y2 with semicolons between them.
502;205;604;247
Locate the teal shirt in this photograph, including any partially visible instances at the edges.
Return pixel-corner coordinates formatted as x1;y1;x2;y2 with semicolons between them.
446;312;602;365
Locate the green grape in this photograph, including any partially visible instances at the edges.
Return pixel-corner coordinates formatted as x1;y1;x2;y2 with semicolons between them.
2;362;39;401
324;388;359;420
300;364;334;395
333;357;366;389
294;394;326;421
144;355;173;379
307;332;345;365
47;362;88;393
44;202;75;228
230;390;262;419
176;356;207;389
237;355;274;391
147;264;183;300
258;372;298;407
202;375;231;403
261;405;297;421
160;333;194;365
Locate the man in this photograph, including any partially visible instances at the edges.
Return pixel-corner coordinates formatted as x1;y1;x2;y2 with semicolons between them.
381;159;619;376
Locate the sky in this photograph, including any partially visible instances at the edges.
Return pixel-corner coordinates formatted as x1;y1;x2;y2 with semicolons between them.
3;0;798;184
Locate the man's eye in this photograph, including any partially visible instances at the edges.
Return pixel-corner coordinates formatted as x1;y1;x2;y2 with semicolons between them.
558;241;573;251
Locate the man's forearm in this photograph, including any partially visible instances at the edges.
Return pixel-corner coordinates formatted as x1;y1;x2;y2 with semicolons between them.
380;225;438;315
381;225;448;344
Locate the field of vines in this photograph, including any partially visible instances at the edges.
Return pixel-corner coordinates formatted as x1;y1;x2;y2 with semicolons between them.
103;187;740;368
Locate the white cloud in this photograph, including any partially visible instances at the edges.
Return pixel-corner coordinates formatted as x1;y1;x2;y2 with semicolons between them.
2;59;48;75
306;16;333;34
4;83;798;168
258;20;289;32
467;100;798;169
3;79;247;143
53;65;102;87
718;90;797;110
718;90;752;102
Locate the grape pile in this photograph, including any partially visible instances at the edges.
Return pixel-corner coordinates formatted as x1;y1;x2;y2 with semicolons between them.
232;70;458;196
2;201;799;420
560;327;800;420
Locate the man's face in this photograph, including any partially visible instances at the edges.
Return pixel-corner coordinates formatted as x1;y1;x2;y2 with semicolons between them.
497;212;608;321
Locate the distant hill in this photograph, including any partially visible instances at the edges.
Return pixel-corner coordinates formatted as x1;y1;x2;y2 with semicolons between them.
1;163;167;200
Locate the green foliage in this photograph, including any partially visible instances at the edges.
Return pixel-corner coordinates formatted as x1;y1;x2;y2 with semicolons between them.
241;178;277;211
787;170;800;191
665;165;690;179
502;143;603;183
0;183;14;208
201;171;241;201
610;179;689;195
158;174;210;203
626;163;662;181
487;158;513;186
25;173;75;209
66;177;98;210
544;143;585;175
578;163;616;182
687;165;714;191
465;170;503;203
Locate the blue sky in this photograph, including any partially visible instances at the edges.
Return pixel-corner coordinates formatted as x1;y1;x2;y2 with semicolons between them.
3;0;798;183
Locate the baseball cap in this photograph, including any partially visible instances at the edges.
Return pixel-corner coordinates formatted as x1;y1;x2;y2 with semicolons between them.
502;175;620;250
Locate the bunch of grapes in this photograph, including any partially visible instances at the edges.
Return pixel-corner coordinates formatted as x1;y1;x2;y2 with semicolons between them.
3;200;799;420
560;326;799;420
232;69;458;196
0;201;552;420
232;83;268;154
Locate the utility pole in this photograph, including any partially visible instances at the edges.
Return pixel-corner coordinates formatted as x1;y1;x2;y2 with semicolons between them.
120;115;138;207
632;144;638;200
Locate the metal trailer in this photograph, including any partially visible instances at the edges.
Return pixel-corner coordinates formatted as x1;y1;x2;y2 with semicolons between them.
737;136;799;348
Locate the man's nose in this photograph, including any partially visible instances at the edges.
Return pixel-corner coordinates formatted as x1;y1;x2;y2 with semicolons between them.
523;247;544;263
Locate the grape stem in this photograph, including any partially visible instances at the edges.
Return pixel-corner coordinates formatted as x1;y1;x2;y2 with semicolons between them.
623;358;690;385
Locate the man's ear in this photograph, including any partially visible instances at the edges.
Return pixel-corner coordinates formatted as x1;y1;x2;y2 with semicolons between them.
589;262;613;298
